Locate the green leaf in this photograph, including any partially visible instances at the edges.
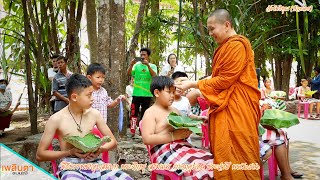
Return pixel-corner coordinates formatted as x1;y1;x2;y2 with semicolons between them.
63;133;111;153
258;124;266;136
260;109;299;129
168;112;203;136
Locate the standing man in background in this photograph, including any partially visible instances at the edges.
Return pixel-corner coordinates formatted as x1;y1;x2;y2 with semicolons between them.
127;48;157;136
52;55;72;113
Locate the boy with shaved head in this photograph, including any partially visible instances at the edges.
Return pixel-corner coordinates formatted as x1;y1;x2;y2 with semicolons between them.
176;9;261;179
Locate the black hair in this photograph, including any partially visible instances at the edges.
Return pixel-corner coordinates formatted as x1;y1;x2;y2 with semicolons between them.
314;67;320;73
150;76;174;96
66;74;92;97
86;63;106;75
50;53;60;59
209;8;234;28
171;71;188;80
140;47;151;56
263;78;271;84
56;55;67;63
167;53;177;64
0;79;8;85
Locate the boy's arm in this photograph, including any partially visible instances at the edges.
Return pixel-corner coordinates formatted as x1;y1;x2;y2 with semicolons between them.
107;95;126;108
36;117;70;161
189;114;207;120
187;100;208;121
95;112;117;152
141;110;172;145
141;109;191;145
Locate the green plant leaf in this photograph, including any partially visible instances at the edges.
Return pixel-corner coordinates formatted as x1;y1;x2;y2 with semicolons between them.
63;133;111;153
260;109;299;129
168;112;203;136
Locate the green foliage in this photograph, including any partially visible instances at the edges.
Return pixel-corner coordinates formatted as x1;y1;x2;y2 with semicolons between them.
0;0;26;79
0;0;74;113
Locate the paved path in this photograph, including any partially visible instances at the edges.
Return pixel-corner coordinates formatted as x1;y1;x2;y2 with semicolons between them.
188;117;320;180
286;118;320;180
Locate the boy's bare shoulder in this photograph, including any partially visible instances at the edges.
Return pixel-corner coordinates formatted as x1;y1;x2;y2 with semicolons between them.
48;110;65;123
144;105;159;117
85;107;100;116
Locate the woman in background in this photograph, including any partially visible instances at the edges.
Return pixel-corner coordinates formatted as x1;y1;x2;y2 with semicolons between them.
159;53;185;77
0;79;12;136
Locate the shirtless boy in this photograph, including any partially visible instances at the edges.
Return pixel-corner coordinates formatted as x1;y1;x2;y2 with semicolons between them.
141;76;214;179
36;74;132;179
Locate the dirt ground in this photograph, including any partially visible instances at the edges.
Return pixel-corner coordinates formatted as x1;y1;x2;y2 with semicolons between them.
0;111;48;144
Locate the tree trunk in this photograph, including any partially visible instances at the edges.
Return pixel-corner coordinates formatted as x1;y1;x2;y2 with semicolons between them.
66;0;83;73
48;0;60;54
273;54;292;99
85;0;98;63
97;0;125;137
126;0;147;60
109;0;126;137
75;0;84;71
27;0;45;113
66;0;76;69
97;1;110;69
192;0;212;76
149;0;160;66
22;0;38;134
282;55;293;98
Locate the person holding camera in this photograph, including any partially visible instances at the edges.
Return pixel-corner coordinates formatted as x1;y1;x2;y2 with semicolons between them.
159;53;185;77
127;47;157;136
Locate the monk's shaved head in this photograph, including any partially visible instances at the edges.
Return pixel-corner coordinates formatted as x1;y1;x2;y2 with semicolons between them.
209;9;233;27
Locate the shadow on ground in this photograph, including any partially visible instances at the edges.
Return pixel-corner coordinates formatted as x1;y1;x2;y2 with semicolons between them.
262;141;320;180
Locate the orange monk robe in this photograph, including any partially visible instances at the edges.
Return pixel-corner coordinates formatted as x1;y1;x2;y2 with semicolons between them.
198;35;261;179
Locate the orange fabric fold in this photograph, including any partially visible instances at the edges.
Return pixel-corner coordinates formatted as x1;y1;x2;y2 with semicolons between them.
198;35;261;179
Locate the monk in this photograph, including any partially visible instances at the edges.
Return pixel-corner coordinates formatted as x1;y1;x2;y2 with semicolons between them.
175;9;261;179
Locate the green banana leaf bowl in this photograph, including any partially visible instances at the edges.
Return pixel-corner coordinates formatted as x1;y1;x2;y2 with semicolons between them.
260;109;299;130
63;133;111;153
168;112;203;136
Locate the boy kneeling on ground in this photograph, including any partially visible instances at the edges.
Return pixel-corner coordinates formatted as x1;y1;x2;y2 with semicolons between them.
36;74;132;180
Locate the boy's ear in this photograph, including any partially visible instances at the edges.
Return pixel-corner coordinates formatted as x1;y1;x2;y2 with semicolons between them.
70;93;78;102
154;89;160;97
86;75;92;80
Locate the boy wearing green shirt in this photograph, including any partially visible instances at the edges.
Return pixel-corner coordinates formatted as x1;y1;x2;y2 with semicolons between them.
127;48;157;136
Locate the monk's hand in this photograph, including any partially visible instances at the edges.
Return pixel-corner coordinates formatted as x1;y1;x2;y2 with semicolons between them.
174;129;192;140
174;78;195;92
